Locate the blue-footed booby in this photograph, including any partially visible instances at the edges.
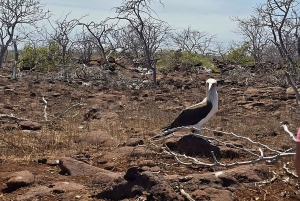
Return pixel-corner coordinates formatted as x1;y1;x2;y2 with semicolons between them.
162;78;218;136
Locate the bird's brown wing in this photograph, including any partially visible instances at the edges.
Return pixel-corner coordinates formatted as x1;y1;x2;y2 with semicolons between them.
162;100;213;131
186;98;207;109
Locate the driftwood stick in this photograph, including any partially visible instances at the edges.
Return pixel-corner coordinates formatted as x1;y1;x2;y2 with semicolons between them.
180;187;195;201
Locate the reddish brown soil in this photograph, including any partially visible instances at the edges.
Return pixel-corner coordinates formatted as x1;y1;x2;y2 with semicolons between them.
0;63;299;200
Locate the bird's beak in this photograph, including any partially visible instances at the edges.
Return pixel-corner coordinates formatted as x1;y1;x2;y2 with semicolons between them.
208;83;212;91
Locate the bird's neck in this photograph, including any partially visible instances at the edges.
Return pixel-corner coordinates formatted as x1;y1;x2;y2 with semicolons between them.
207;91;218;106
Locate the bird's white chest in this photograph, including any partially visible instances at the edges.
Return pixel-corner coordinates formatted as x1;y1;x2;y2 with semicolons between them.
197;92;218;127
197;107;216;126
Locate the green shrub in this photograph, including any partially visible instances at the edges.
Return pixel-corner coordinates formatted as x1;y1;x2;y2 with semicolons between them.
157;50;219;72
227;43;254;65
180;51;217;70
156;49;180;70
19;41;63;71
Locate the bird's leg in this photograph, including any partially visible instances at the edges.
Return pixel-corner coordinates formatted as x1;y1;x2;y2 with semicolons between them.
194;127;201;135
192;127;210;143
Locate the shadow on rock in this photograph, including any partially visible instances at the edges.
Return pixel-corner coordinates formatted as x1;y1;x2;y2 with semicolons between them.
165;134;221;157
95;166;184;201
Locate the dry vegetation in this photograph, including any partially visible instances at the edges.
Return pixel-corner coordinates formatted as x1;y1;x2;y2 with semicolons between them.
0;62;300;200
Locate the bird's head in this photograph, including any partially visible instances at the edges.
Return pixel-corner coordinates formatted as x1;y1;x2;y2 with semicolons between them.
206;78;217;90
206;78;218;99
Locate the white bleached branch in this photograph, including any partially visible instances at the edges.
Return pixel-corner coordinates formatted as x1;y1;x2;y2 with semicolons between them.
255;171;279;185
161;145;294;168
42;97;48;121
283;162;298;178
149;126;296;168
282;124;296;141
41;97;85;121
179;186;195;201
202;127;281;154
54;103;85;119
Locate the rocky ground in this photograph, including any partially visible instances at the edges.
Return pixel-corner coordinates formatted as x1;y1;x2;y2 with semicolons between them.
0;61;299;200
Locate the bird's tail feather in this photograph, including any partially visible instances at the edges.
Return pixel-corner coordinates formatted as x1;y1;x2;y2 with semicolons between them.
152;127;180;139
161;125;171;132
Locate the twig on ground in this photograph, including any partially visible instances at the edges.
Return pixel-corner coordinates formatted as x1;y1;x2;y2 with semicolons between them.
150;126;296;168
263;189;268;201
202;127;281;154
54;103;85;119
179;186;195;201
283;162;298;178
209;135;261;157
282;124;296;141
158;162;179;167
42;97;48;121
162;144;294;168
0;114;27;121
255;171;279;186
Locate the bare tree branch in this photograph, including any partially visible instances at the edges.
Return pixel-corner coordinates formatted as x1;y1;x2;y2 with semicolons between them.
149;126;295;168
112;0;170;85
79;20;115;67
255;0;300;73
47;12;86;68
0;0;50;68
231;15;271;63
171;26;216;55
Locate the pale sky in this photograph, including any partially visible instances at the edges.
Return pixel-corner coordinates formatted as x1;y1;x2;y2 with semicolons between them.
41;0;264;43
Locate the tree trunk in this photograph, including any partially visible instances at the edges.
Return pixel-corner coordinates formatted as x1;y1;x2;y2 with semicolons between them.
62;45;67;68
143;38;157;85
12;40;18;79
297;36;300;56
288;61;296;75
145;55;157;85
152;66;157;85
99;46;109;67
0;47;6;68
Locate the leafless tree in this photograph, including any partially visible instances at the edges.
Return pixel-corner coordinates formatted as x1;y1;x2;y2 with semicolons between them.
213;42;229;62
171;26;216;55
232;16;271;63
79;21;115;67
255;0;300;73
72;30;95;64
113;0;170;85
109;25;139;60
48;12;84;68
263;43;283;62
110;24;146;61
0;0;50;68
111;21;170;67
